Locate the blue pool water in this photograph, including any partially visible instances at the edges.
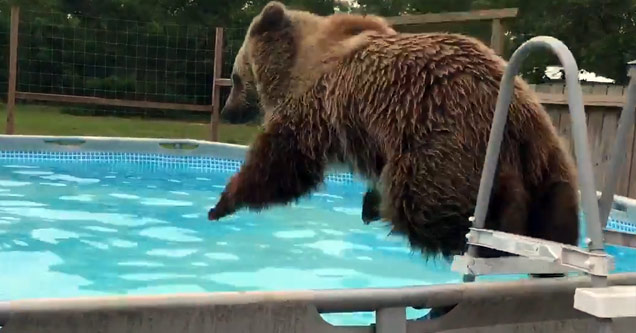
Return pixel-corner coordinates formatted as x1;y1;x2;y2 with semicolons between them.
0;153;635;326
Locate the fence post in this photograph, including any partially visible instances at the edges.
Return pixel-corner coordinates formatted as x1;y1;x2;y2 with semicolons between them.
6;6;20;135
490;18;504;55
210;27;224;142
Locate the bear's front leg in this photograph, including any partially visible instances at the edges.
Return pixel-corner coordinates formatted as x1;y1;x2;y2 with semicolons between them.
207;174;241;220
208;121;327;221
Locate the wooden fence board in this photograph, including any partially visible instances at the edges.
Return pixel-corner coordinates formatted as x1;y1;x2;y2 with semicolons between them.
591;86;613;189
598;111;618;190
607;85;625;96
536;92;625;107
535;84;550;93
618;121;635;197
592;84;609;95
629;133;636;198
215;78;231;87
385;8;518;26
548;110;561;129
607;85;636;197
210;27;224;141
490;19;504;55
6;6;19;134
586;110;605;187
15;92;211;112
557;110;574;156
546;84;564;128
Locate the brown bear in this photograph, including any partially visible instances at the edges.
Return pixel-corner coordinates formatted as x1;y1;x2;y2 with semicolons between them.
209;1;580;260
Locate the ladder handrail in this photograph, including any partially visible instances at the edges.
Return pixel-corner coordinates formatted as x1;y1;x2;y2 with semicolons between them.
468;36;605;258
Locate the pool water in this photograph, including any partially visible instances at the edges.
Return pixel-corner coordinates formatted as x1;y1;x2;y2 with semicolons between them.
0;157;635;326
0;159;456;325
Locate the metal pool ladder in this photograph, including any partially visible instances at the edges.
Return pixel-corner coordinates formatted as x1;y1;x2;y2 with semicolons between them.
451;36;636;331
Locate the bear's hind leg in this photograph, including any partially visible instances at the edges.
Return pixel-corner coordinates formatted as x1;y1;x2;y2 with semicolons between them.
477;169;530;258
525;180;579;278
379;152;473;257
527;181;579;246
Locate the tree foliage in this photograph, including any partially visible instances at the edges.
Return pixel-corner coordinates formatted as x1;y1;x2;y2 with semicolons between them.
510;0;636;84
354;0;636;83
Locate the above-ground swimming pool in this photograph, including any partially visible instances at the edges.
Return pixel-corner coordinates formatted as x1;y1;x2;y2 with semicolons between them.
1;136;635;326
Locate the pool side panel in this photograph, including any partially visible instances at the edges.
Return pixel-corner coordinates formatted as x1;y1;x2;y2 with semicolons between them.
1;273;636;332
0;135;361;184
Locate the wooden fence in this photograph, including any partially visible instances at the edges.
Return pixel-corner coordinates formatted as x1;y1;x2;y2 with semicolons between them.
385;8;518;55
530;83;636;198
4;7;225;141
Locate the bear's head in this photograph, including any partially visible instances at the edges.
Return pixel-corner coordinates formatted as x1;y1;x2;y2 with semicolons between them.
220;1;396;124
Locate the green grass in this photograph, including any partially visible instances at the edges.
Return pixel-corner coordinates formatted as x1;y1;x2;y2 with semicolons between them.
0;104;260;145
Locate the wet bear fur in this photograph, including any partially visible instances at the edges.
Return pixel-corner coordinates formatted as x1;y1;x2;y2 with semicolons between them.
210;1;580;260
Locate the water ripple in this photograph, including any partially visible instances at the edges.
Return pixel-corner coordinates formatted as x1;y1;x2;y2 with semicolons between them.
205;252;240;261
140;198;192;207
273;230;317;239
302;240;373;257
0;180;30;187
13;170;54;176
41;174;100;184
0;200;46;207
31;228;80;244
60;194;95;202
146;248;198;258
109;193;140;200
139;227;202;242
0;207;166;227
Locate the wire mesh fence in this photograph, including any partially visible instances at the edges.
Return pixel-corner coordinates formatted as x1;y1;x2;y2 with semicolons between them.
0;5;11;101
222;27;247;79
0;6;257;141
17;9;215;116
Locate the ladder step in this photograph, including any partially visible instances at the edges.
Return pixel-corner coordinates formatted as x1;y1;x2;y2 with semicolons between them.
451;255;574;276
463;228;615;276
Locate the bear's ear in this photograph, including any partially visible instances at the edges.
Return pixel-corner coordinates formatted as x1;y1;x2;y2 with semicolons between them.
250;2;289;36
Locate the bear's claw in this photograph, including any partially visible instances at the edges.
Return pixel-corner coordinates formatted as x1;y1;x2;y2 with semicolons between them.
208;208;221;221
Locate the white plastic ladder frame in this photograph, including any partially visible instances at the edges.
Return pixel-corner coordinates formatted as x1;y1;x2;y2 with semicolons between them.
450;36;636;333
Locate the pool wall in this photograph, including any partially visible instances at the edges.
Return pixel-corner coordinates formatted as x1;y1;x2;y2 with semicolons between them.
2;273;636;332
0;135;360;185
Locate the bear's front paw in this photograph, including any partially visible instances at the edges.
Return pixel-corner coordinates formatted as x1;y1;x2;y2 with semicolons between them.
208;203;235;221
207;207;224;220
208;193;237;221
